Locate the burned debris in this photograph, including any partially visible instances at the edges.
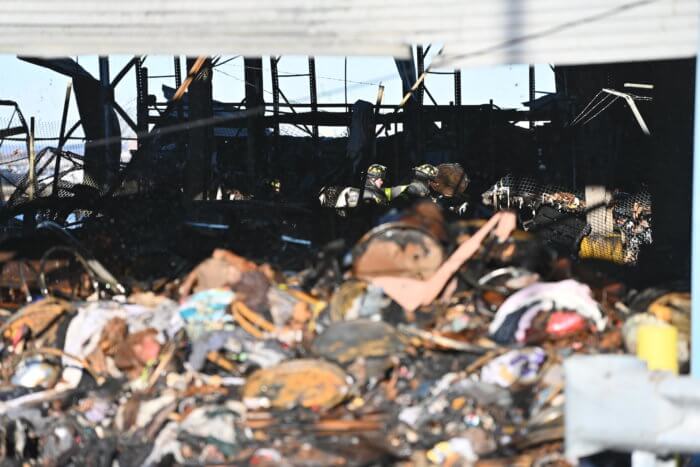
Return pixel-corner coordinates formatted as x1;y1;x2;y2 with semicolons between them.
0;202;689;466
0;52;694;466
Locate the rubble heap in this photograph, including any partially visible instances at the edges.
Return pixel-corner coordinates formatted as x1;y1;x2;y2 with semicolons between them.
0;201;688;466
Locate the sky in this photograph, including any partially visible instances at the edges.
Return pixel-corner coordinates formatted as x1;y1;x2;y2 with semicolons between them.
0;51;555;144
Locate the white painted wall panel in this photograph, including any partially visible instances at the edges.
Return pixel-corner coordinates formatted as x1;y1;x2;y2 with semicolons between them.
0;0;696;66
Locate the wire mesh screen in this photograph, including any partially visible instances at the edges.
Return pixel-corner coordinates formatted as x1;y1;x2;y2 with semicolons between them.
5;148;83;199
0;111;134;209
482;174;652;265
0;140;91;227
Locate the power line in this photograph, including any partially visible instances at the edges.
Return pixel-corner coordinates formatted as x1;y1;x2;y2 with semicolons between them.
215;66;398;104
442;0;656;64
571;91;613;126
579;96;620;126
214;68;277;98
218;59;391;87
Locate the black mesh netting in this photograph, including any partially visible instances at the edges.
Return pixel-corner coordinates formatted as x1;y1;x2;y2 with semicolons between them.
482;174;652;265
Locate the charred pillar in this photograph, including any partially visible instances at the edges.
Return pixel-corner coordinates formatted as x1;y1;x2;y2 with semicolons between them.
185;57;214;200
173;56;182;88
346;100;376;176
100;57;111;167
416;46;425;105
135;60;149;149
83;56;116;191
529;65;536;130
308;57;319;142
172;56;185;162
244;57;265;181
270;57;280;157
454;69;463;156
454;70;462;106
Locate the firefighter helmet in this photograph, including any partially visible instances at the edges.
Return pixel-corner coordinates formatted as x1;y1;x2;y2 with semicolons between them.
367;164;387;178
413;163;438;180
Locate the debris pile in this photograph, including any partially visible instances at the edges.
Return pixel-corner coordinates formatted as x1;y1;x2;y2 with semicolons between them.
0;201;687;466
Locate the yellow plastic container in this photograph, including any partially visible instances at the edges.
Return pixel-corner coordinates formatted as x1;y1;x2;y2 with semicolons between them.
636;324;678;374
578;234;626;264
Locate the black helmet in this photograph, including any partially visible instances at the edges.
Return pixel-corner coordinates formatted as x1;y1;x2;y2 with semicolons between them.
367;164;387;179
413;163;438;180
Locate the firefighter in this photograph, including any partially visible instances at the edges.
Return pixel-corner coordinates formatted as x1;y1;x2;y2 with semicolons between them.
431;163;470;215
318;163;389;215
391;163;439;200
362;163;389;205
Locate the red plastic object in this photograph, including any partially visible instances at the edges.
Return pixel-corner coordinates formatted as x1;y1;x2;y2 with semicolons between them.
546;311;587;337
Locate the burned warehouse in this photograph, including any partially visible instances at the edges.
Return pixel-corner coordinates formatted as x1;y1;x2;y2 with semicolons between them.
0;1;698;465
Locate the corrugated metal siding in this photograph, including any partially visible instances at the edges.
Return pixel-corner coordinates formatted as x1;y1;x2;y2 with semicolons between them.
0;0;696;66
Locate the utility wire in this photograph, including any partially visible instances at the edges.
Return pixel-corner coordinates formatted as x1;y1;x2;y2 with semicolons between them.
218;59;392;87
571;91;614;126
578;96;620;126
442;0;656;64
